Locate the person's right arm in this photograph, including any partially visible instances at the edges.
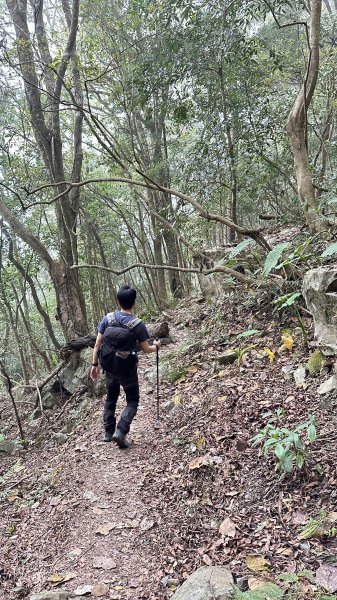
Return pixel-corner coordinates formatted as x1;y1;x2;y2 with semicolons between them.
140;339;161;354
90;332;104;380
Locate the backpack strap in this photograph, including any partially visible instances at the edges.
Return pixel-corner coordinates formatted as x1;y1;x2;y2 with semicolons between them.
106;312;117;325
106;312;141;330
125;317;142;330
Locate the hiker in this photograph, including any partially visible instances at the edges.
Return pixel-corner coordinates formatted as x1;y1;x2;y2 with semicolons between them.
90;284;160;448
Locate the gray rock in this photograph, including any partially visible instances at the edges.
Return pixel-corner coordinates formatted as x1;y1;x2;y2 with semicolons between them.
53;432;68;445
30;592;74;600
0;439;16;454
282;365;293;380
302;268;337;353
318;375;337;395
293;367;307;387
171;566;234;600
41;391;56;409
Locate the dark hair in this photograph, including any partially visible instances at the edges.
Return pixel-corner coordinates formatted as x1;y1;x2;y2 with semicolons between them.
117;284;137;309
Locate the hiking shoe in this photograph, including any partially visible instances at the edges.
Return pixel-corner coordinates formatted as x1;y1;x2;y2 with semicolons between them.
103;431;114;442
112;428;130;449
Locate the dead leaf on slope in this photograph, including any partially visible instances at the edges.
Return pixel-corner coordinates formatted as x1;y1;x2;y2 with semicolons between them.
316;565;337;593
49;571;76;585
95;522;116;535
248;577;272;590
219;517;236;539
140;518;155;531
245;555;271;572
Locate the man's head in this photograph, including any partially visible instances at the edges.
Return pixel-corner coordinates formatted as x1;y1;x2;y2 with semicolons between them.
117;284;137;310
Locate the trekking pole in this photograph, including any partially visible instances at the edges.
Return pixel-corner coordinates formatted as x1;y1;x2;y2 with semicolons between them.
155;341;160;426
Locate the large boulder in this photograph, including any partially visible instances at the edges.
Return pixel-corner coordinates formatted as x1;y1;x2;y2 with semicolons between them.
171;566;234;600
302;268;337;353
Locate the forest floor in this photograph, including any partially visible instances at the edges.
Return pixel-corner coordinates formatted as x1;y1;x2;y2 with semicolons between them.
2;287;337;599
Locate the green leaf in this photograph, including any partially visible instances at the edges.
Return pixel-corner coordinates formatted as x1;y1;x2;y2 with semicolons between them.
282;451;294;473
0;433;4;443
237;329;260;338
263;242;289;277
227;238;255;259
296;453;304;469
274;443;286;459
321;242;337;257
308;423;316;443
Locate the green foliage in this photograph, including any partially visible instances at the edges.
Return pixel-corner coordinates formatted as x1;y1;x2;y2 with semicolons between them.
0;433;5;443
227;239;256;260
251;413;317;474
237;329;261;339
263;243;289;277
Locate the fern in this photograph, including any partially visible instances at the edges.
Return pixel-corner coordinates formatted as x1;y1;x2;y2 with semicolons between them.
321;242;337;258
263;242;289;277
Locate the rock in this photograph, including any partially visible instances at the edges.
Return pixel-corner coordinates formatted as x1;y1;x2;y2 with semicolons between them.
306;350;330;377
281;365;293;380
53;432;68;445
318;375;337;395
293;367;307;387
41;391;57;409
171;566;234;600
302;268;337;353
218;351;237;366
30;592;74;600
147;321;170;339
0;439;16;454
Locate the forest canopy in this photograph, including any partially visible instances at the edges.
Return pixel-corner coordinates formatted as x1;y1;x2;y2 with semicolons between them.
0;0;336;381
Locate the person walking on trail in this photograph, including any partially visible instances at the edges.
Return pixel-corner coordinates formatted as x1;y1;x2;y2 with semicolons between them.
90;284;160;449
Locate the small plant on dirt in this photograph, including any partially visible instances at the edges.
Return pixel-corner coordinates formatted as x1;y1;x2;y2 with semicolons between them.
272;292;307;344
251;413;317;474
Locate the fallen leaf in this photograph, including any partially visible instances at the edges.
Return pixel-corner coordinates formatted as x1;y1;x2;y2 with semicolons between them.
248;577;271;590
263;347;275;364
245;555;271;572
95;522;116;535
316;564;337;593
292;511;308;525
202;554;212;565
73;584;93;596
92;556;117;570
275;547;293;557
124;518;140;528
219;517;236;538
69;548;82;560
280;333;294;352
49;571;76;585
188;456;208;470
140;518;155;531
196;435;206;449
224;490;240;497
92;582;110;597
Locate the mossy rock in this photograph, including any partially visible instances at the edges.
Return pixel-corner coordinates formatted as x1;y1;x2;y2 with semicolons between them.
306;350;330;377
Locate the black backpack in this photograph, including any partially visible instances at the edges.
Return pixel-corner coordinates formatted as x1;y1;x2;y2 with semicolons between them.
99;312;141;373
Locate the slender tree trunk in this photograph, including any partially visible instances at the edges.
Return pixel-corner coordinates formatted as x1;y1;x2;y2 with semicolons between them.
286;0;326;232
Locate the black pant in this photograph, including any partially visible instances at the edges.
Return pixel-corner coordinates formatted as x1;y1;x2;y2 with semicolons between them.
103;356;140;435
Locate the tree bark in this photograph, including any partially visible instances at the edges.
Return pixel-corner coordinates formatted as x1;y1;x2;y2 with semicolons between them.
286;0;326;232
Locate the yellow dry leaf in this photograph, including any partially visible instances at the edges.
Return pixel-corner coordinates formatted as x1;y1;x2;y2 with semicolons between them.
280;333;294;352
172;394;181;405
263;347;275;364
245;555;271;572
49;572;76;585
187;366;198;373
196;436;206;450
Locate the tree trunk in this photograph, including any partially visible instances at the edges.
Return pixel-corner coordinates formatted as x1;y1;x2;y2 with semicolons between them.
286;0;326;232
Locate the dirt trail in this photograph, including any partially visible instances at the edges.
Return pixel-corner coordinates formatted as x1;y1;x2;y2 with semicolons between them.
1;347;176;600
